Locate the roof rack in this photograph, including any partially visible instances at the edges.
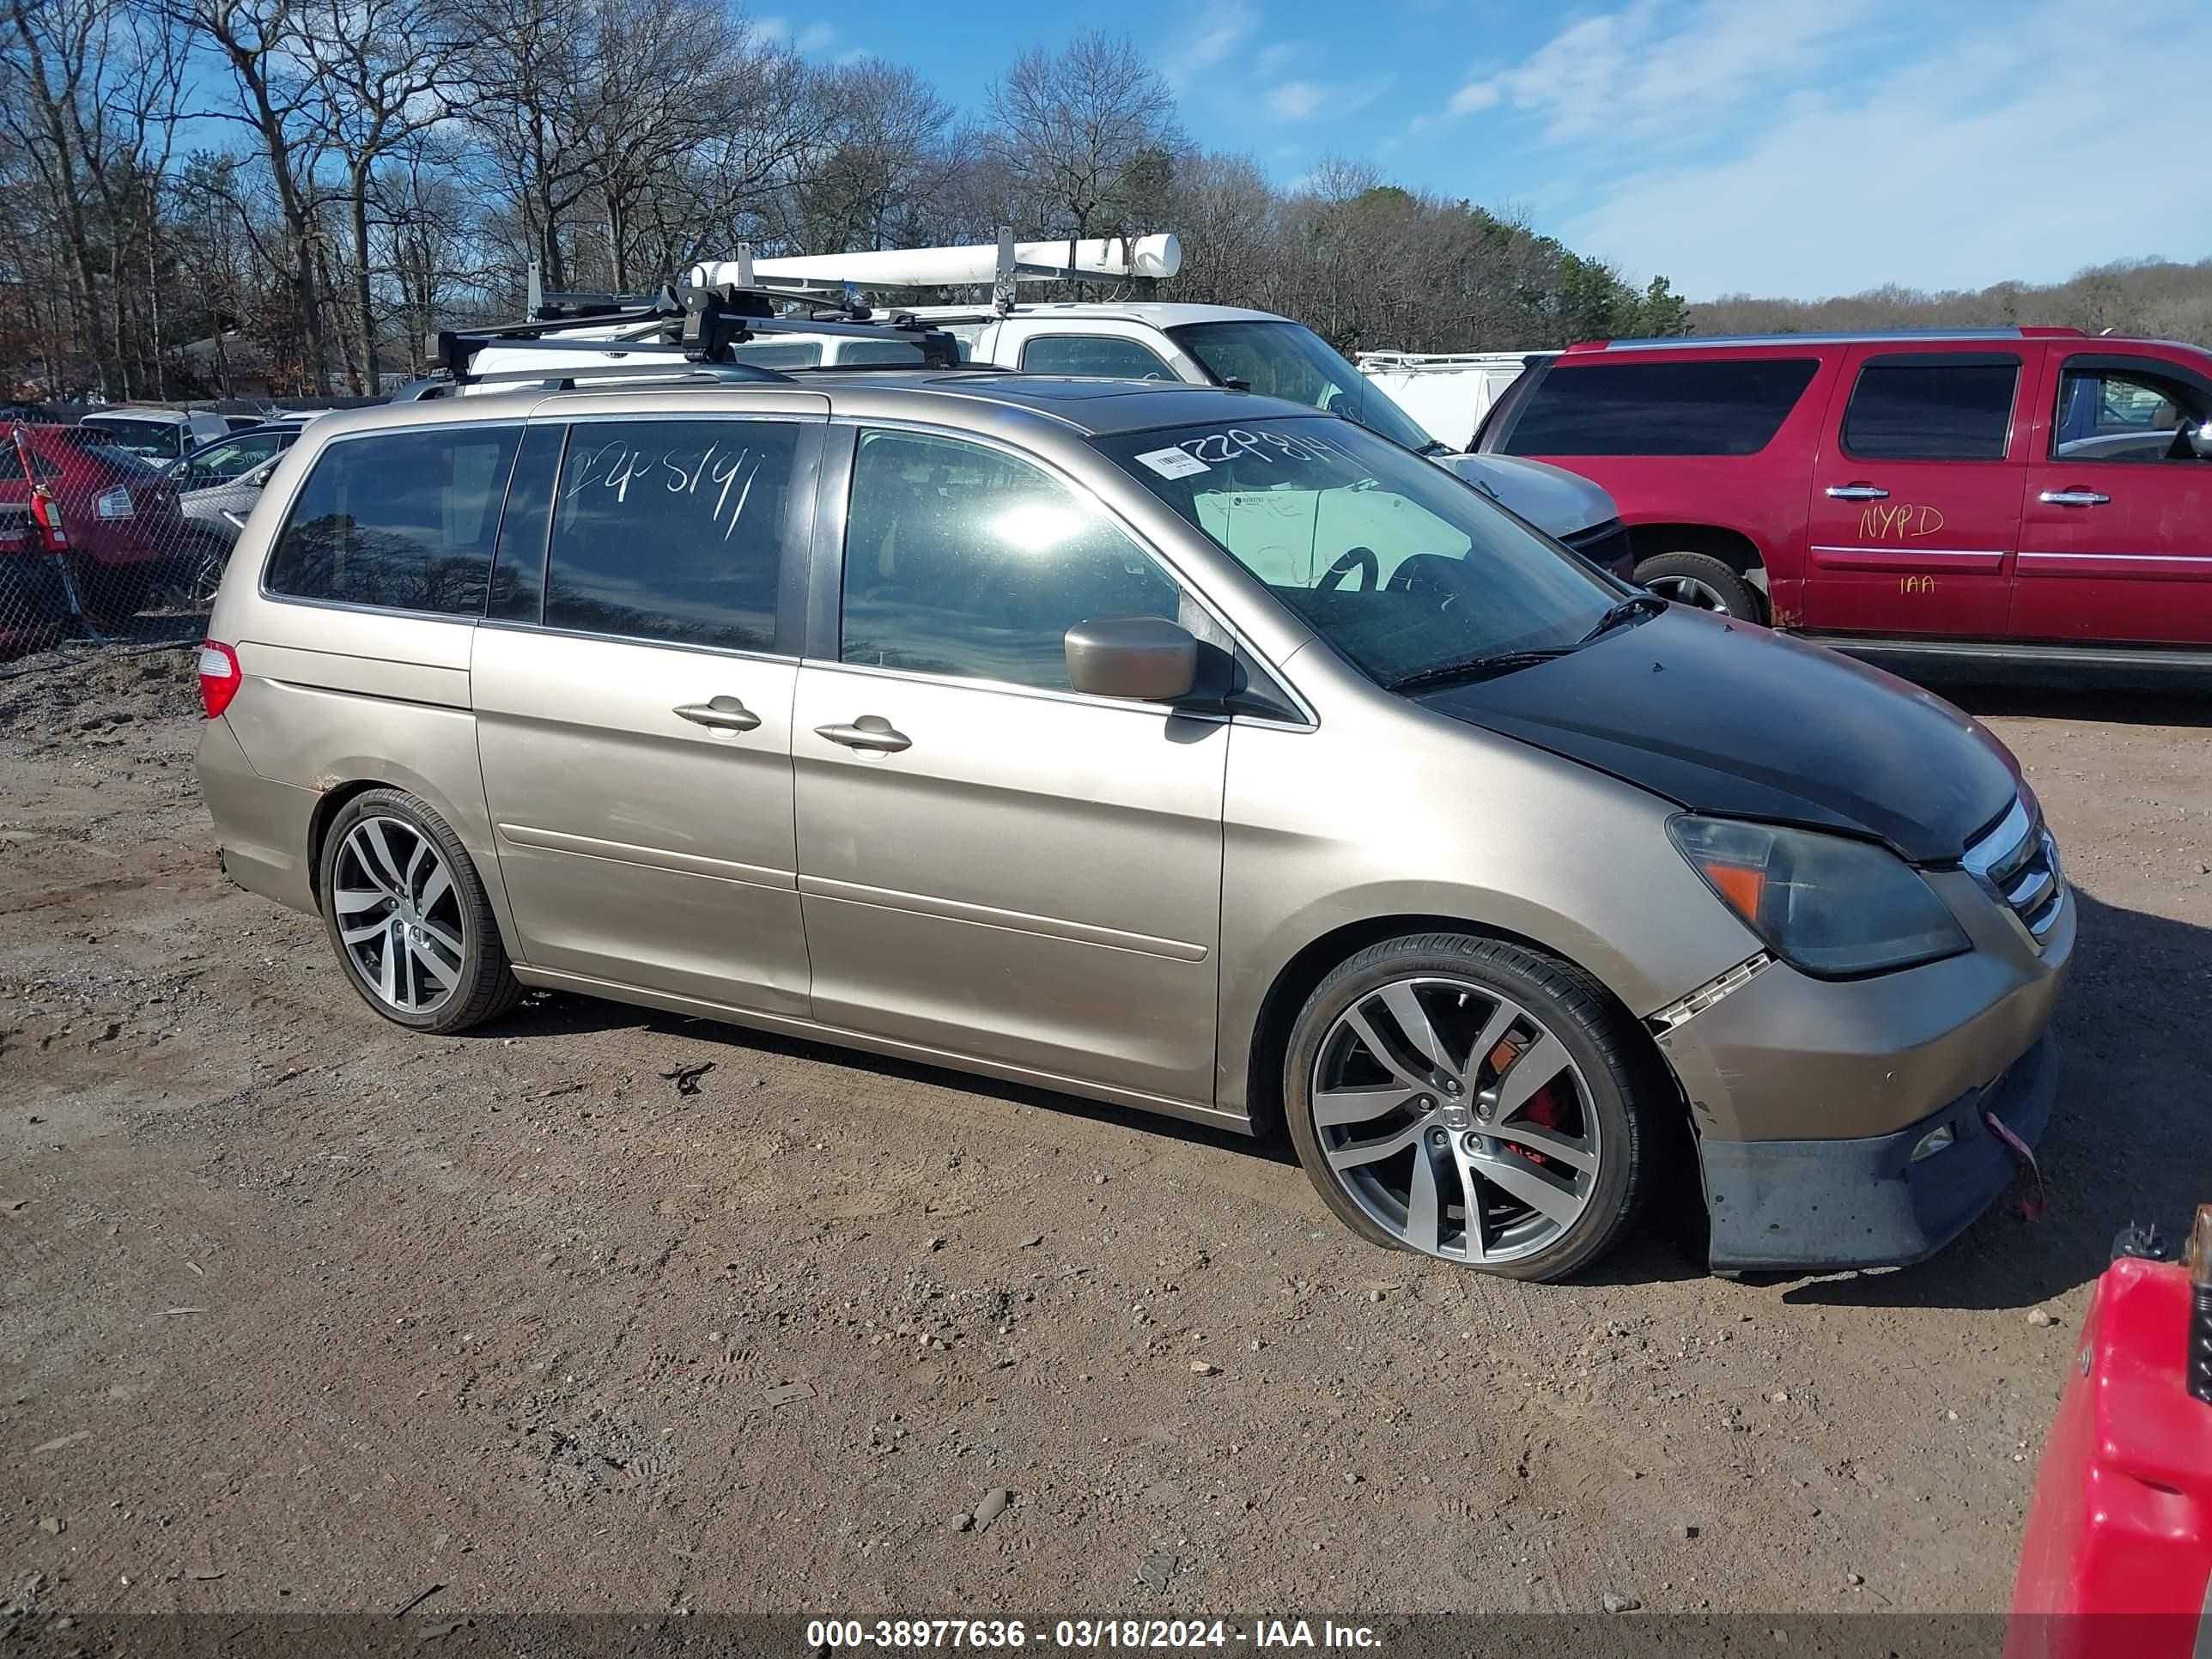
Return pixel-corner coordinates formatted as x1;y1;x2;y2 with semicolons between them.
422;266;967;393
1571;325;2091;353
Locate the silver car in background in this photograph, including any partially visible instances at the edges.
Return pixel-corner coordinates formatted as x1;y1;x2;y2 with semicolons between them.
196;371;2068;1281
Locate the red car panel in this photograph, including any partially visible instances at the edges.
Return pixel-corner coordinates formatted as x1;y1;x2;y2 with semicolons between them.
0;423;182;568
2008;1243;2212;1658
1483;331;2212;653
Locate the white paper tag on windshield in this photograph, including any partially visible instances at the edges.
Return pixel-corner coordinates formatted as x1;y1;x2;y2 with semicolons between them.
1135;447;1209;479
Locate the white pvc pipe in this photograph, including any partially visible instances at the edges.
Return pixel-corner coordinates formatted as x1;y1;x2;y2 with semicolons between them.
687;234;1182;292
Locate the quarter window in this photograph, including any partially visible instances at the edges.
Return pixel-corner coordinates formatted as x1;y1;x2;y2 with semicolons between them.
840;429;1184;693
1842;359;2018;461
1019;335;1173;380
264;426;520;615
543;419;800;652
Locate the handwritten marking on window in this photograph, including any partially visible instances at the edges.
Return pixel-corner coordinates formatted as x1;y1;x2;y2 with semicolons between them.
1859;502;1946;540
567;440;769;542
1176;428;1348;468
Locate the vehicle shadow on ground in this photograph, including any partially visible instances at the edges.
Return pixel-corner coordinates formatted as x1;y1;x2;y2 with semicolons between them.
1909;672;2212;729
1780;889;2210;1313
480;988;1722;1286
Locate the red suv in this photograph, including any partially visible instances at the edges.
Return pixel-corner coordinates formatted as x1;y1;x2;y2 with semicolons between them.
1476;328;2212;664
2;422;185;630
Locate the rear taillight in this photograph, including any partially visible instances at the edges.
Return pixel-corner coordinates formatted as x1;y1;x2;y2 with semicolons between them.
29;489;65;550
198;640;240;719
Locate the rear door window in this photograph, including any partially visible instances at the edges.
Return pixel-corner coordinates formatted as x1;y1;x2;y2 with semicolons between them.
1501;359;1819;456
1019;335;1173;379
263;424;520;615
542;418;803;652
1842;357;2019;460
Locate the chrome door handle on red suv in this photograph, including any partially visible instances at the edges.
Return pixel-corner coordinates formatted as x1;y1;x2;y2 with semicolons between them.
1824;483;1889;501
2039;489;2112;507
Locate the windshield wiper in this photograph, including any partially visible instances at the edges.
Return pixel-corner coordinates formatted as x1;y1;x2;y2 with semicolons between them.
1576;591;1667;644
1414;439;1452;458
1388;647;1576;692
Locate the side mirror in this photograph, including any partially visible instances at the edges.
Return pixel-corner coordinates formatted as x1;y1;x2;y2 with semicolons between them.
1064;616;1197;702
243;460;276;488
2190;420;2212;459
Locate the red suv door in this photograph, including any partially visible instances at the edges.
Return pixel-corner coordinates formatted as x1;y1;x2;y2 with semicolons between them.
1800;345;2038;637
2014;348;2212;646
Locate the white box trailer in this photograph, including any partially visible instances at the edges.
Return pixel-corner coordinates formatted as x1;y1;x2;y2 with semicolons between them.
1356;351;1553;453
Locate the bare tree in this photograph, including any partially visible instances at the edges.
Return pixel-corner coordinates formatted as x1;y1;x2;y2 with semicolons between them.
298;0;470;388
164;0;339;389
985;31;1182;252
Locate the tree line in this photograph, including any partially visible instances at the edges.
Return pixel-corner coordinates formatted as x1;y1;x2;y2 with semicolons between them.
0;4;1694;401
1689;259;2212;344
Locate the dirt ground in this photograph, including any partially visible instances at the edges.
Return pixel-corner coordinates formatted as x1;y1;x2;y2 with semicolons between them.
2;643;2207;1624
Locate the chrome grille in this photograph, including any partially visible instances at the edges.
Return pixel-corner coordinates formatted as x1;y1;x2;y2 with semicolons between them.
1961;796;2065;945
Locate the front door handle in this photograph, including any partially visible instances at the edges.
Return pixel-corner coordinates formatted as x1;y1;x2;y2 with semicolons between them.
674;696;762;732
2039;489;2112;507
815;714;911;753
1825;483;1889;501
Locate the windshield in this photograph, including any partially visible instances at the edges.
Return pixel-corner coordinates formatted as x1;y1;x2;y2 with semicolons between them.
81;416;185;460
1169;321;1438;453
1097;416;1620;686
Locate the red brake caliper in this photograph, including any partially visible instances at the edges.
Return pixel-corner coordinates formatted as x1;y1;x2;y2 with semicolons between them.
1486;1036;1563;1167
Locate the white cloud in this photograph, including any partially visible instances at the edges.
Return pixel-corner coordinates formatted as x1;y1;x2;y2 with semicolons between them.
1266;75;1393;123
1446;79;1499;116
752;15;837;54
1413;0;1872;139
1162;0;1262;92
1558;2;2212;299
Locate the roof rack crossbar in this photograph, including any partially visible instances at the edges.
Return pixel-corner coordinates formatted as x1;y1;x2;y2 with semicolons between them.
434;276;965;386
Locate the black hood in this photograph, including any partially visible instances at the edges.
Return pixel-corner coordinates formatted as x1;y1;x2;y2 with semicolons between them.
1412;608;2019;864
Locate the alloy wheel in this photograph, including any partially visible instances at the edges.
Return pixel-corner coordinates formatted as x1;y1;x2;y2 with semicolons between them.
1310;975;1601;1265
1646;574;1731;611
331;816;465;1015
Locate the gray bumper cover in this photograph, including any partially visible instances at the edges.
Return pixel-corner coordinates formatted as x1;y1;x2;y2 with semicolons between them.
1698;1031;2058;1272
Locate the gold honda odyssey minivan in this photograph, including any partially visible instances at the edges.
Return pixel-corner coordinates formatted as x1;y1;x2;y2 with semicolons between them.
198;364;2069;1281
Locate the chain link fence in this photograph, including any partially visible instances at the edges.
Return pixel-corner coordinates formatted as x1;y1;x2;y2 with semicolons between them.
0;404;373;664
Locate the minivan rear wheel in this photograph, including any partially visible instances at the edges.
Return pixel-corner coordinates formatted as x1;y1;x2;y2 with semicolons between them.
1282;933;1656;1282
1634;551;1761;621
318;788;522;1035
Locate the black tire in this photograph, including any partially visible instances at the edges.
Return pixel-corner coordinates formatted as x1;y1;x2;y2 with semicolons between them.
317;787;522;1035
1281;932;1659;1283
1633;550;1763;622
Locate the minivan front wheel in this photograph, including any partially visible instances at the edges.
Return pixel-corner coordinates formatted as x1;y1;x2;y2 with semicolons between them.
1282;933;1655;1282
318;789;521;1034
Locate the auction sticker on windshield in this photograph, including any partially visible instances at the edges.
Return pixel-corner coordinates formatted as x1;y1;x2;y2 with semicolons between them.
1134;447;1211;479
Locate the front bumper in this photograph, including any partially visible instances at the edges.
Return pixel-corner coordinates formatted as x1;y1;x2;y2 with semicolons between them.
1698;1030;2057;1271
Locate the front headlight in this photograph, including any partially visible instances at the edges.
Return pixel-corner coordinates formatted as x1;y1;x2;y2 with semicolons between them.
1669;815;1969;977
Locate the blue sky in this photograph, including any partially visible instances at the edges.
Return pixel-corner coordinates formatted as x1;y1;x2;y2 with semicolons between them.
758;0;2212;302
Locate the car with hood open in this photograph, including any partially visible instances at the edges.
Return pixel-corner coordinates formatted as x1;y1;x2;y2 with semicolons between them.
194;285;2069;1281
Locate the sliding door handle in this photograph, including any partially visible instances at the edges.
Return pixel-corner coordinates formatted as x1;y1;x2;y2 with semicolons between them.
674;696;762;732
815;714;911;753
